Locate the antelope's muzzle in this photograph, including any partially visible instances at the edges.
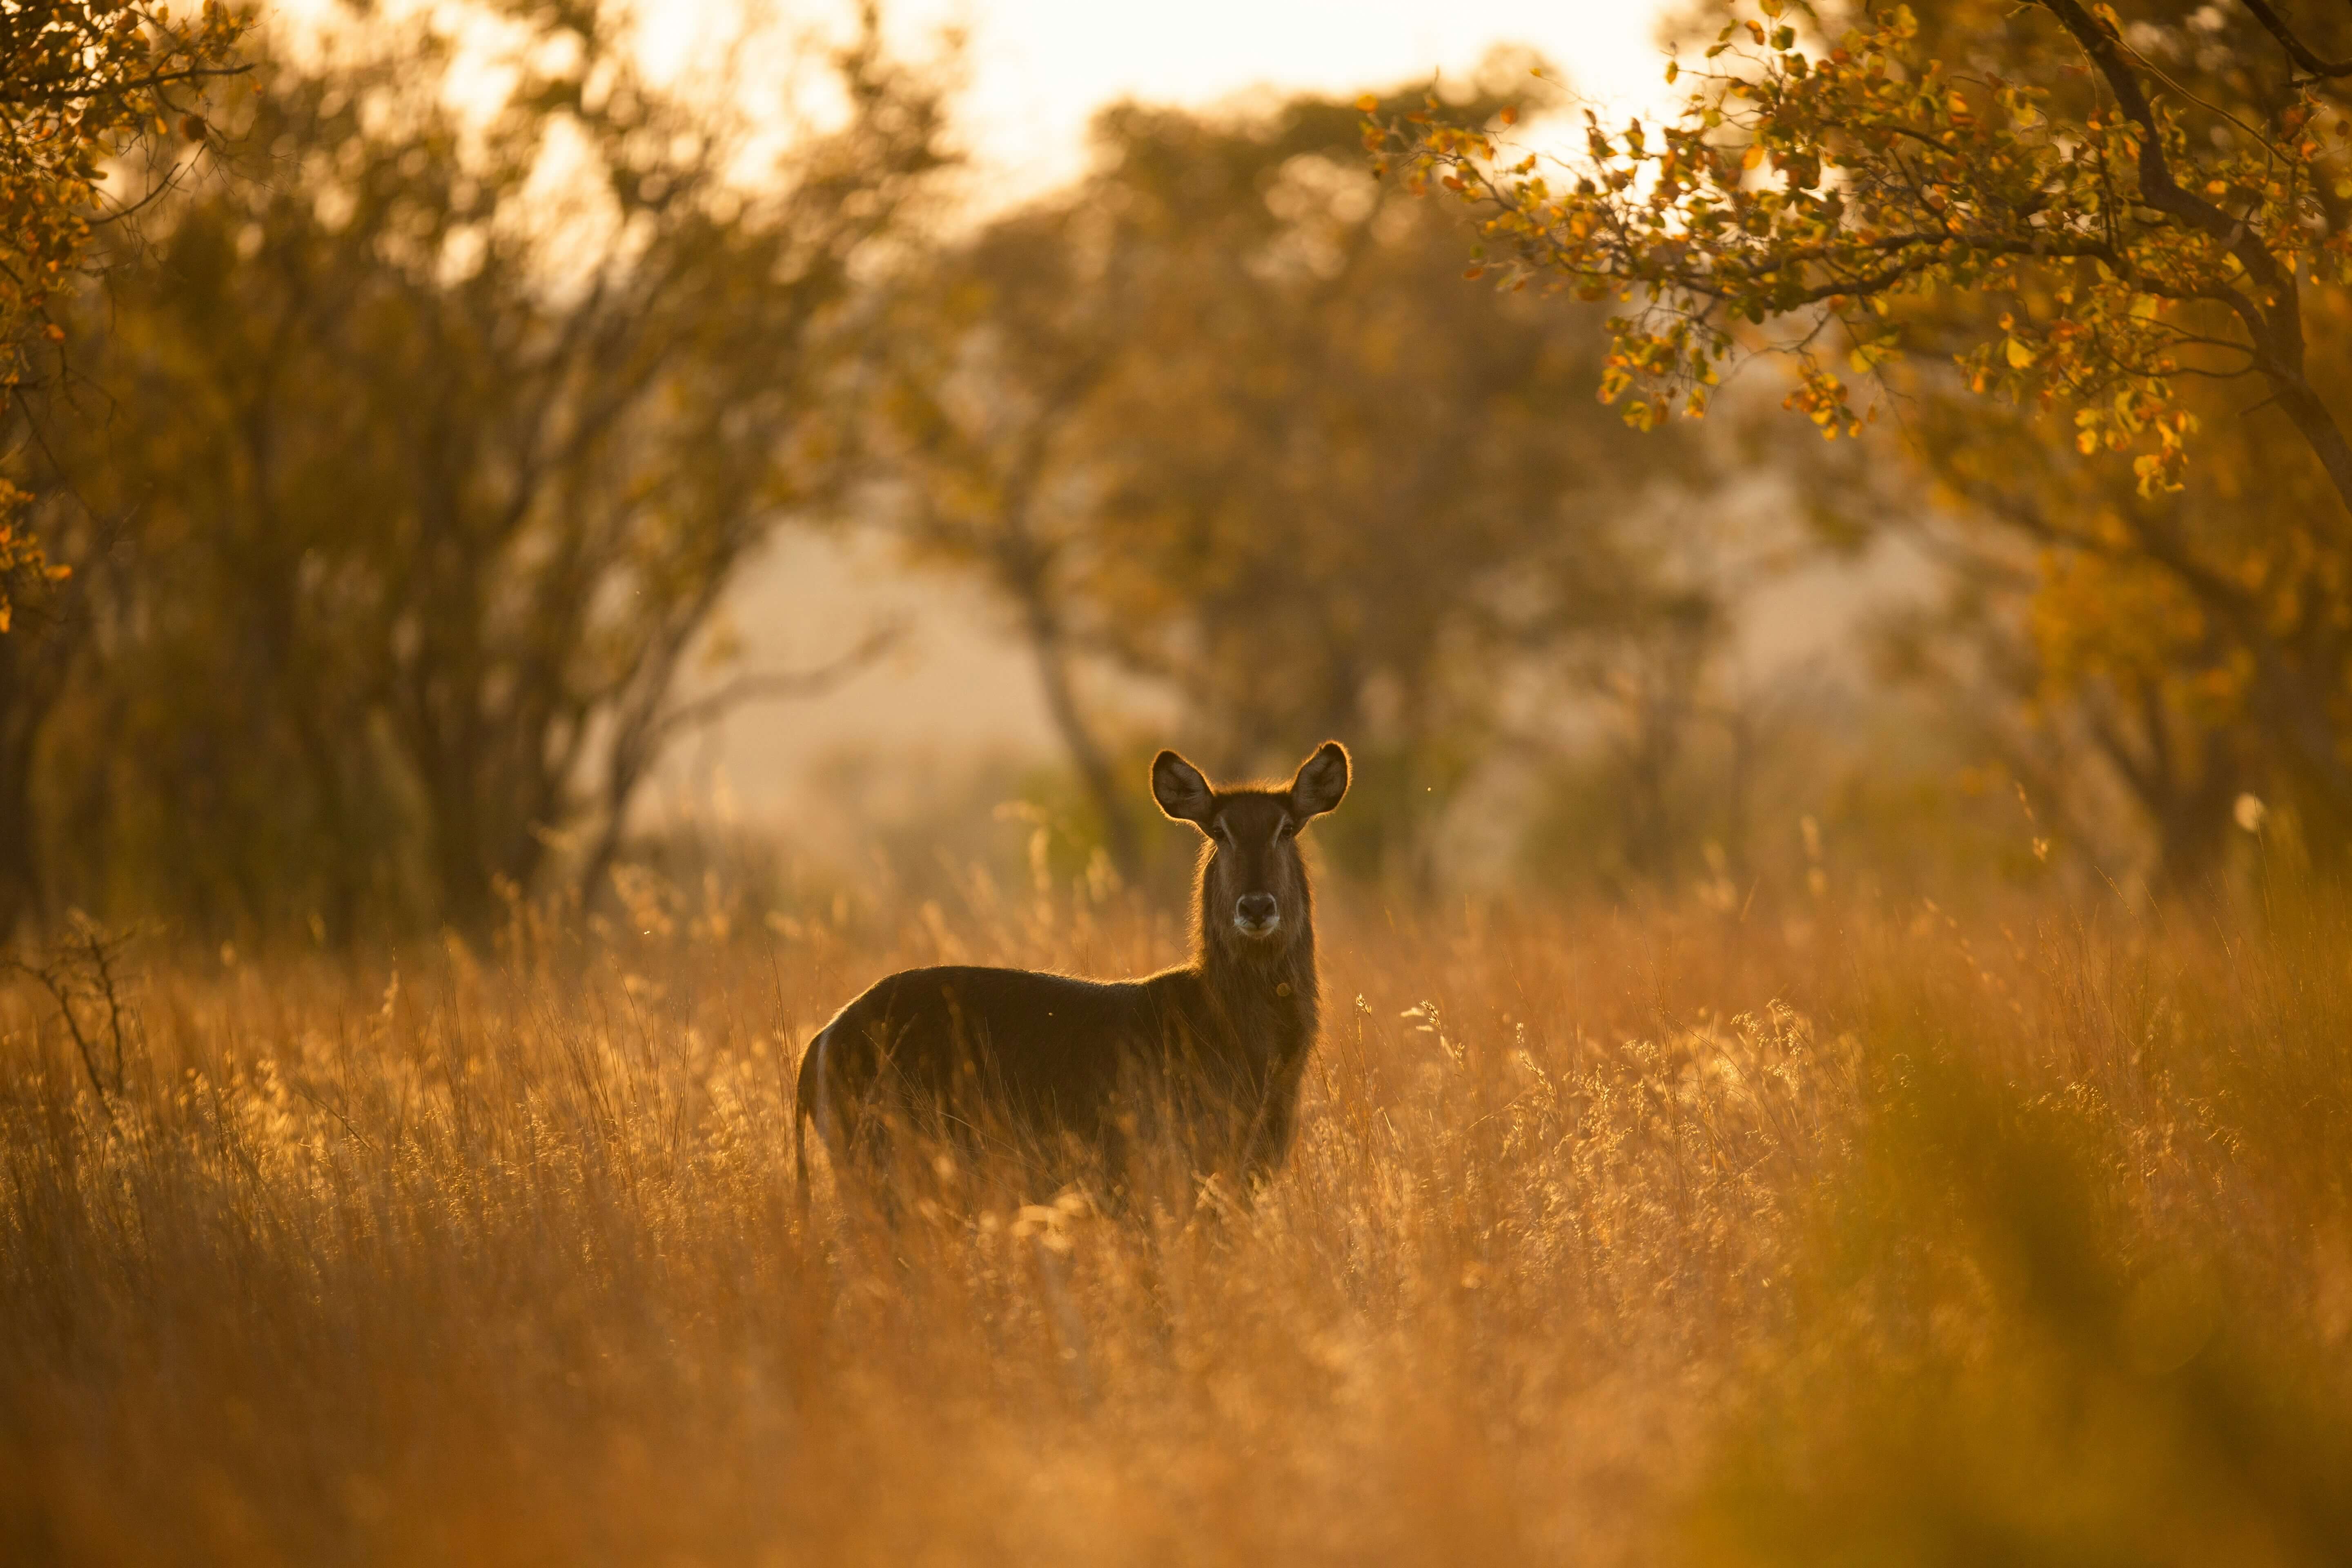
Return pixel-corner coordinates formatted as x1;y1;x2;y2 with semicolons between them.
1234;893;1281;939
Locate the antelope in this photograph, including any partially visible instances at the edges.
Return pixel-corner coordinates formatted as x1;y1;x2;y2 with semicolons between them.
794;742;1350;1205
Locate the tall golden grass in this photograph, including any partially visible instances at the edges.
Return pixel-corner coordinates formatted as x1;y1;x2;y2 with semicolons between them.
3;874;2349;1565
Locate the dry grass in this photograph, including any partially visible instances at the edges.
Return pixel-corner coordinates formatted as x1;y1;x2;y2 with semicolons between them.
4;877;2350;1565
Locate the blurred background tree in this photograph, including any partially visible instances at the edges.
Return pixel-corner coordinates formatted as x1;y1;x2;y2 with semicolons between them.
0;0;247;925
866;193;1153;881
879;66;1744;890
1855;361;2347;891
12;4;948;938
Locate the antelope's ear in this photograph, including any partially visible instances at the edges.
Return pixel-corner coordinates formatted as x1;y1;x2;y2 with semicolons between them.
1150;750;1215;825
1288;741;1350;820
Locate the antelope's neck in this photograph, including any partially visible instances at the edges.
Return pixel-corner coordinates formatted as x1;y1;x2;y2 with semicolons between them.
1196;922;1320;1058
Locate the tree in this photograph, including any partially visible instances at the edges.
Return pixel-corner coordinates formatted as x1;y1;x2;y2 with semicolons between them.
869;205;1153;881
1086;94;1728;883
883;78;1728;886
1810;399;2224;889
0;483;95;930
1860;363;2330;886
1380;0;2352;872
22;9;947;937
0;0;247;629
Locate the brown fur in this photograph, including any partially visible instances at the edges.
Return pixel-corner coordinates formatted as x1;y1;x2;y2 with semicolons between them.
795;742;1350;1203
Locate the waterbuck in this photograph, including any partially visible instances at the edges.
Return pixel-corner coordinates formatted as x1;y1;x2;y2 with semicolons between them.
794;742;1350;1204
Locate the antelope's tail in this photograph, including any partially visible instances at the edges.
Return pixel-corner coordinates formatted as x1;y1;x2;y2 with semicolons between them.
793;1024;831;1232
794;1100;809;1212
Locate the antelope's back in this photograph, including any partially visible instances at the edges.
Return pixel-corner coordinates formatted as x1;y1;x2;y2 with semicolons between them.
808;964;1176;1136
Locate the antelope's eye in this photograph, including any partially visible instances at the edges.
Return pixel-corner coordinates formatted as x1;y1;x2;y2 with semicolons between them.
1276;822;1296;840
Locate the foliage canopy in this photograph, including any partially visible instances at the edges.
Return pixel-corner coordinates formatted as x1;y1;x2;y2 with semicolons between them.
12;9;948;935
0;0;247;628
1378;0;2352;506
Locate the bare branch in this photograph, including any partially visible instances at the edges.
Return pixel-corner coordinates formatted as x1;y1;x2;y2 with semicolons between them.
645;623;904;749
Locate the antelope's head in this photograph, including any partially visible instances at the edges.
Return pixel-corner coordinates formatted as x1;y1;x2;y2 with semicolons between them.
1151;742;1350;956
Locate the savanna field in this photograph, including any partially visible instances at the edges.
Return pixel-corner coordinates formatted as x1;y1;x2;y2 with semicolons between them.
6;867;2350;1566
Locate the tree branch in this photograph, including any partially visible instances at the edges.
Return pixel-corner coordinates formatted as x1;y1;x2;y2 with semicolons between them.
2238;0;2352;77
643;622;902;751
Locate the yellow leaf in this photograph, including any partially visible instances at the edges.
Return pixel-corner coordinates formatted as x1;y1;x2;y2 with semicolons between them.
1742;143;1764;171
2005;336;2036;368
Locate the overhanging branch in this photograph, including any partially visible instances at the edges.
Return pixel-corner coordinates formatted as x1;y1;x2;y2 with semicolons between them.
2238;0;2352;78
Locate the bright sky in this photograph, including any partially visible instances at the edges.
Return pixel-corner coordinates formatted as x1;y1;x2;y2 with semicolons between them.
895;0;1677;196
376;0;1684;207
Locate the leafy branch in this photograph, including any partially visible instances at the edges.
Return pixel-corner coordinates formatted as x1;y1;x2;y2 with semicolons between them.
1371;0;2352;508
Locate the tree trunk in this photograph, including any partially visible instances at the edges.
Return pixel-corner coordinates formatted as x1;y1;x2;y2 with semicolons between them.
2269;373;2352;531
1021;596;1141;884
0;586;84;939
0;732;41;939
420;754;502;935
